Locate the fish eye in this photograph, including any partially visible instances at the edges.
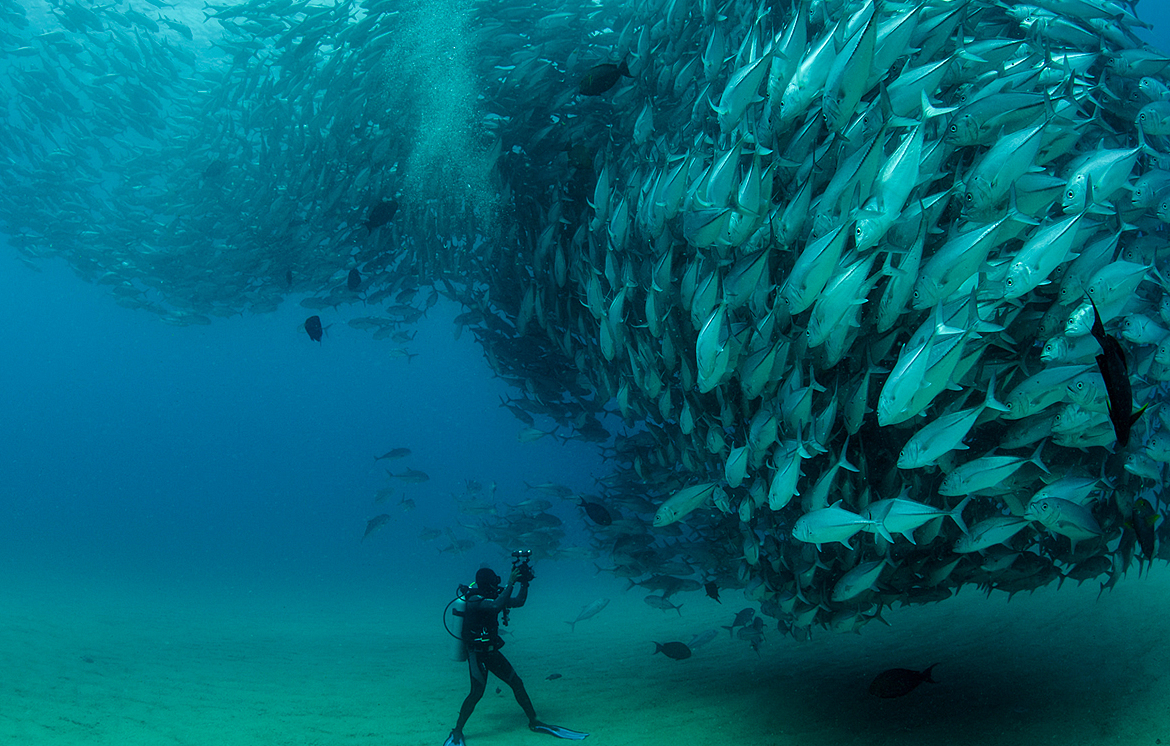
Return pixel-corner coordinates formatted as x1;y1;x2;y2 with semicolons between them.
1067;190;1075;199
965;192;973;202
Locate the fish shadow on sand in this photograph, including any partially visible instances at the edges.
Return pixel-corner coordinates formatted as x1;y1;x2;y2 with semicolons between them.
738;652;1154;745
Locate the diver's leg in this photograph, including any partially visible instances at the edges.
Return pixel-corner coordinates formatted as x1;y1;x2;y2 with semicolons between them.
453;649;489;736
485;650;538;724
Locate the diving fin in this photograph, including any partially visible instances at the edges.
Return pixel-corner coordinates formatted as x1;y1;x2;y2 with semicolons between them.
443;730;466;746
530;721;589;740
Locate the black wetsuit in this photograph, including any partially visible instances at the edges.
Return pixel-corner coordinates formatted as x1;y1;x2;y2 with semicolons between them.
454;580;536;734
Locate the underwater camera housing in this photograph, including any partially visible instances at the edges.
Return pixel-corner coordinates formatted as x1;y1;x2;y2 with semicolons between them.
512;549;535;583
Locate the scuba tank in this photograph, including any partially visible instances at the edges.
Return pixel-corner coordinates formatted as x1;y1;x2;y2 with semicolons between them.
444;584;470;662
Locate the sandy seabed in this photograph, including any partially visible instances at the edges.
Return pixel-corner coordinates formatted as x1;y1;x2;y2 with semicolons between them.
2;561;1168;746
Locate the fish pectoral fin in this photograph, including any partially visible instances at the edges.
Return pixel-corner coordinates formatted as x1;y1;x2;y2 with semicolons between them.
1130;404;1149;425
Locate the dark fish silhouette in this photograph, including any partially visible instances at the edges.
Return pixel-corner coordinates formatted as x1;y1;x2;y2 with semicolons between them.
545;673;562;680
869;665;938;698
347;268;362;291
375;447;411;461
362;514;391;541
704;581;721;603
579;497;612;526
1088;297;1146;446
1130;497;1158;561
364;199;398;231
653;641;692;660
388;468;429;483
578;58;631;96
722;607;755;637
304;315;323;342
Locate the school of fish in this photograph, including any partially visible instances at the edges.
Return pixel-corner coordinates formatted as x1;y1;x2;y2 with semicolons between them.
2;0;1170;637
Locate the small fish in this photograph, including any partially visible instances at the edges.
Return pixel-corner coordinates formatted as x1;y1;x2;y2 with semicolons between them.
526;482;575;498
1130;498;1158;560
579;498;613;526
362;514;391;541
653;641;692;660
736;618;766;648
566;598;610;631
375;448;412;461
399;497;415;512
704;581;721;603
722;607;755;637
687;629;718;649
418;527;442;542
304;315;323;342
643;594;683;615
347;268;362;291
868;665;938;698
364;199;398;232
579;58;631;95
545;673;562;680
388;468;430;484
518;427;556;443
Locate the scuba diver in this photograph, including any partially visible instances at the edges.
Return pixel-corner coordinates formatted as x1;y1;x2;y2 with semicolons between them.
444;552;588;744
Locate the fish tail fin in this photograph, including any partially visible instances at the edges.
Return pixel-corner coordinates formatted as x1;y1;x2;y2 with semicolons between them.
1029;440;1050;474
722;625;735;638
675;604;683;617
983;372;1010;414
839;435;860;473
922;663;939;683
1130;403;1149;427
1006;183;1041;227
872;521;894;544
950;496;972;535
919;90;956;120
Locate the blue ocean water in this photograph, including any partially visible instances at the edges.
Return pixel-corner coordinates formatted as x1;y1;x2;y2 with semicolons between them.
0;244;603;593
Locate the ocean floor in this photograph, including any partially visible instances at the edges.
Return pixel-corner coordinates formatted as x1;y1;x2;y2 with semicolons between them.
2;561;1168;746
